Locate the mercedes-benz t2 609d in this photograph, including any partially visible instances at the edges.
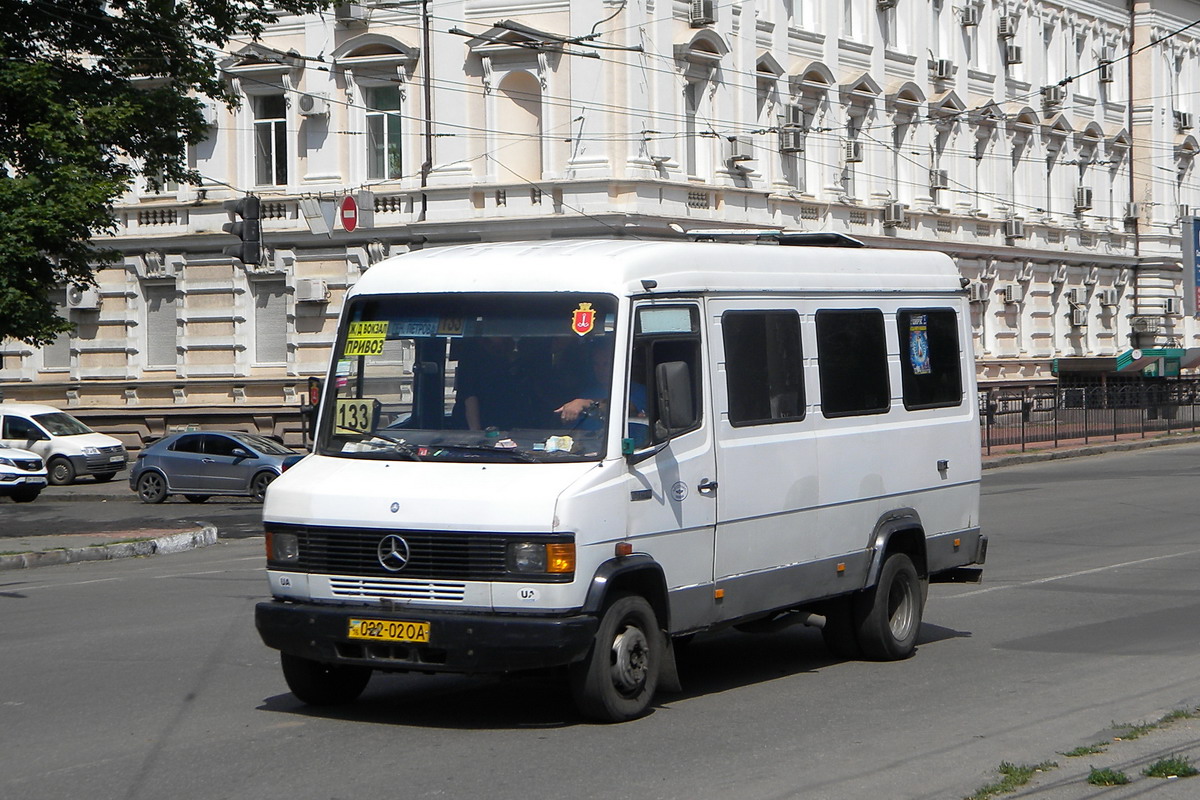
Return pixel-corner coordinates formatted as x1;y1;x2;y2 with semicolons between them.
255;236;986;722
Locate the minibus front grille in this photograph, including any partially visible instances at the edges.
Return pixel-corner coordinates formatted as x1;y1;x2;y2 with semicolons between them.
269;524;568;582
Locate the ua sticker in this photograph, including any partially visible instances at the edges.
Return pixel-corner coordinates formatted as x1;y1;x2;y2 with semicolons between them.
572;302;596;336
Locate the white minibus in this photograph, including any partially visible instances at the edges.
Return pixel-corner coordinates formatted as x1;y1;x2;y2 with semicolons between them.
256;236;986;722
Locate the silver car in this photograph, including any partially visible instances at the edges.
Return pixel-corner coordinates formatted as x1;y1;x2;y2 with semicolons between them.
130;431;304;504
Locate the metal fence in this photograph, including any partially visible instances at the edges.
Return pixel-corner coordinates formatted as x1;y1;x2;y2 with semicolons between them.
980;380;1200;454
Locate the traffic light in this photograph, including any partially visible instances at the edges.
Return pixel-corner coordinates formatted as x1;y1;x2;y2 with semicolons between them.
223;196;262;265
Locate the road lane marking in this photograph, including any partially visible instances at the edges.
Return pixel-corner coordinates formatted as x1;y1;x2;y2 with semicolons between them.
945;547;1200;598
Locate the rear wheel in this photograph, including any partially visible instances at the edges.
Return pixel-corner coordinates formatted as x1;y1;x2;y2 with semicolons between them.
47;457;75;486
184;495;210;504
280;653;371;706
570;593;661;722
854;552;923;661
136;472;168;504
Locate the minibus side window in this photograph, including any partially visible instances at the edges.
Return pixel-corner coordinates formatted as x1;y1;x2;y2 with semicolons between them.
722;311;805;426
897;309;963;409
815;309;889;417
632;305;702;446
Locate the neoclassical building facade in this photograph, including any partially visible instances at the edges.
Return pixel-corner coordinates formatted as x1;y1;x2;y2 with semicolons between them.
3;0;1200;442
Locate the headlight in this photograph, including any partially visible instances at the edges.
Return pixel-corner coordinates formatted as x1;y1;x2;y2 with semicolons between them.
0;457;13;468
266;531;299;563
506;541;575;575
83;446;99;456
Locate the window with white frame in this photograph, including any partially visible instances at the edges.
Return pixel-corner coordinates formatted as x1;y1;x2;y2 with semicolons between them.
365;85;403;180
253;94;288;186
252;278;287;364
42;288;69;369
144;282;178;369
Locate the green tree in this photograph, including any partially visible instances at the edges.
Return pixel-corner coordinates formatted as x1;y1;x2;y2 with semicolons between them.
0;0;329;345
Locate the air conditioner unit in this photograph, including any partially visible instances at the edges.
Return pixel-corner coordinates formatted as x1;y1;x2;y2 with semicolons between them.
1003;283;1024;304
1098;62;1115;84
882;202;906;227
1066;287;1087;306
843;140;863;163
779;128;806;154
877;0;898;8
1005;45;1023;66
1179;204;1192;221
961;6;980;27
967;281;988;303
1131;315;1161;333
1099;288;1119;307
297;93;330;117
1165;297;1180;315
1005;218;1026;239
335;2;366;23
997;15;1018;39
783;105;806;129
1175;110;1194;131
66;286;100;310
930;169;950;191
1041;85;1066;106
689;0;715;27
295;278;330;304
1070;306;1088;327
1074;186;1094;211
724;135;753;164
1123;202;1140;221
932;59;954;80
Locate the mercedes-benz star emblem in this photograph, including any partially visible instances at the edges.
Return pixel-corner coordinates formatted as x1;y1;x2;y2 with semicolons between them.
377;534;411;572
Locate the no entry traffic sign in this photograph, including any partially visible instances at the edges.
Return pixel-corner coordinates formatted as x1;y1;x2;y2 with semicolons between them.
340;195;358;232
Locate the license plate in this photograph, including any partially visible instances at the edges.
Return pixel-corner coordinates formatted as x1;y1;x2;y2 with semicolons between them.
109;455;124;463
348;618;430;643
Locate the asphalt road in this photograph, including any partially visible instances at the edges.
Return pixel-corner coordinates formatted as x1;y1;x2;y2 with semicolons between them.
2;446;1200;800
0;475;265;539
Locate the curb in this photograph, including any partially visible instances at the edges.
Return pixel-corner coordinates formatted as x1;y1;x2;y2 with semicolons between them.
0;525;219;571
982;432;1200;469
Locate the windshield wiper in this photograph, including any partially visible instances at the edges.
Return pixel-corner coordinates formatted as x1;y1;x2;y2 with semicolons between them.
433;443;538;462
363;432;424;461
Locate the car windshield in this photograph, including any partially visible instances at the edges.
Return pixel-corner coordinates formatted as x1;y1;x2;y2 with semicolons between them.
317;293;619;463
33;412;93;436
235;434;295;456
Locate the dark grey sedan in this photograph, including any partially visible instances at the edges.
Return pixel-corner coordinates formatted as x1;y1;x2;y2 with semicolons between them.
129;431;305;504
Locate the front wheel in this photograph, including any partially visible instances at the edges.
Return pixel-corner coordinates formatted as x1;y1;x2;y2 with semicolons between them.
570;593;661;722
854;552;923;661
280;653;371;706
136;472;168;504
250;471;276;502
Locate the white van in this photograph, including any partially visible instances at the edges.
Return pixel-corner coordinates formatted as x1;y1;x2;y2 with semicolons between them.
255;237;986;721
0;444;47;502
0;403;128;485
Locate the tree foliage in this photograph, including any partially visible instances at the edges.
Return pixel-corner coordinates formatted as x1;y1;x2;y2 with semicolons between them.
0;0;328;345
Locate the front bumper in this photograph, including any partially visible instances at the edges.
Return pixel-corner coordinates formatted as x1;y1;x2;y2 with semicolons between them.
255;600;598;674
78;451;127;476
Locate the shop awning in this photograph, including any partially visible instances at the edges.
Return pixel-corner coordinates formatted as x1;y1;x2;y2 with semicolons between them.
1054;348;1200;376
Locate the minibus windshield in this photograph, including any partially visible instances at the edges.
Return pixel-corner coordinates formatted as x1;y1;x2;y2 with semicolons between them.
318;293;620;463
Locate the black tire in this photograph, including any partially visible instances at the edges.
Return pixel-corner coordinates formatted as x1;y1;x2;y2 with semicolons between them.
280;653;371;706
47;457;75;486
819;595;863;659
11;487;40;503
854;553;923;661
184;494;210;504
250;471;276;502
93;472;116;483
136;471;168;504
569;593;661;722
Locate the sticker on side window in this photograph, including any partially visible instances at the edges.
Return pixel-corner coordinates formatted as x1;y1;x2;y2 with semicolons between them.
909;314;931;375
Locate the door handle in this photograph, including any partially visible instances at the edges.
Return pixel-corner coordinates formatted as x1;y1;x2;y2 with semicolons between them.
202;458;215;463
698;478;718;495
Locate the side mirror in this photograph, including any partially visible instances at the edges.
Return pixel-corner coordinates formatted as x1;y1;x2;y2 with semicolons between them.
654;360;695;439
231;447;252;459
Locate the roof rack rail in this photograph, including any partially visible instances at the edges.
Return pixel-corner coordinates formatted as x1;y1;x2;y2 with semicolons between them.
682;228;865;248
